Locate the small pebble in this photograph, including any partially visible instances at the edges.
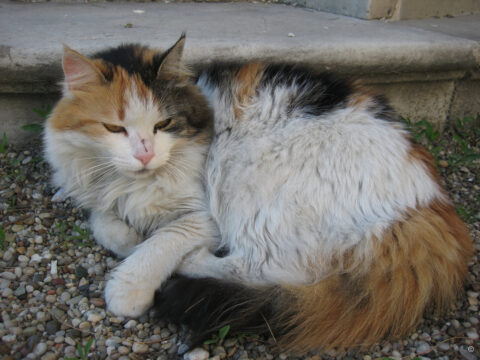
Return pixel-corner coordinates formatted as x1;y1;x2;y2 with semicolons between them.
87;312;105;323
451;319;461;328
41;352;56;360
65;337;76;346
437;342;450;351
132;342;149;353
11;224;24;233
45;320;59;335
118;346;130;354
34;342;47;356
54;335;64;343
416;341;431;354
466;329;479;340
184;347;209;360
177;343;190;355
90;297;105;307
124;319;138;329
0;272;16;280
2;334;16;342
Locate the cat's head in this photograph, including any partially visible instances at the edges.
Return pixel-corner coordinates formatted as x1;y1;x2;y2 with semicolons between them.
46;35;212;179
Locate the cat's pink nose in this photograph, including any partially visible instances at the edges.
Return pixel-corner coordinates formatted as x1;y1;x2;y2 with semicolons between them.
135;152;154;166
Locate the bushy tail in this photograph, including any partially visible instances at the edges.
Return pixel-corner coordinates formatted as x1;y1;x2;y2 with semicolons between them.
155;200;473;353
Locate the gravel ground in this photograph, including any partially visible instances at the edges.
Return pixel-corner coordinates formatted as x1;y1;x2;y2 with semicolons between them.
0;123;479;360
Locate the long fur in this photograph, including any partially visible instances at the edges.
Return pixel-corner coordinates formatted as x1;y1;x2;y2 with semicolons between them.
157;60;474;352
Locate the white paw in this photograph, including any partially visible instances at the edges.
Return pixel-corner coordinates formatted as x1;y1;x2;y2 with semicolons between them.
105;273;154;317
110;229;142;259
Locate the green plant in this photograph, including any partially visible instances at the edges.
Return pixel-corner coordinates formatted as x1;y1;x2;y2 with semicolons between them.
70;224;93;247
0;132;7;153
403;118;440;143
53;220;94;247
204;325;231;345
8;195;17;209
403;118;443;162
454;113;480;139
0;227;6;251
21;123;44;134
448;135;480;167
66;338;94;360
21;105;51;134
457;193;480;224
403;116;480;168
32;104;52;119
53;219;68;243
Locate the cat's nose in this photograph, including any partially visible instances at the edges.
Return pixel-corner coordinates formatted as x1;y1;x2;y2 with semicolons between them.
135;152;154;166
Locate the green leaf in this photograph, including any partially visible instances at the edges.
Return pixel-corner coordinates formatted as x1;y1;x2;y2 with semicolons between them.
21;123;44;134
0;227;6;251
84;338;94;355
461;153;480;162
77;342;84;358
32;105;52;118
203;338;218;345
219;324;231;339
72;224;88;236
0;132;7;153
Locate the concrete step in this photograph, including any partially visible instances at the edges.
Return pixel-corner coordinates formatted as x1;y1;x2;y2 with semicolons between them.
1;1;479;144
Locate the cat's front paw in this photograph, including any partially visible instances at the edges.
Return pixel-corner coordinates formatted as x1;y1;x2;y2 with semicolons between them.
105;274;154;317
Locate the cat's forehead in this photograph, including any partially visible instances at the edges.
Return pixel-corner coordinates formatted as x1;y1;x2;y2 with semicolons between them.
102;66;160;125
122;82;161;126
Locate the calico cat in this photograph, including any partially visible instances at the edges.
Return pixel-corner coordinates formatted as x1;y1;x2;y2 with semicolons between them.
44;35;473;353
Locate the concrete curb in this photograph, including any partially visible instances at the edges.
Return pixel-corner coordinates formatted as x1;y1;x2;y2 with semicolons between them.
1;1;479;143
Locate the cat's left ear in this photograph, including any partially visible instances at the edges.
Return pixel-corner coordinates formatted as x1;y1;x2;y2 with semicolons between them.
157;33;189;81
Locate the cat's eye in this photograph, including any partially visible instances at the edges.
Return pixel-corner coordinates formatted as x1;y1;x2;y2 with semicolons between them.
154;118;172;133
103;123;127;134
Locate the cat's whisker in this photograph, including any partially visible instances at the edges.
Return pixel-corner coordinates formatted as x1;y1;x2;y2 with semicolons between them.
81;163;118;181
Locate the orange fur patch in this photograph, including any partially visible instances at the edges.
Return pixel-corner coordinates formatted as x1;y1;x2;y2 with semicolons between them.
50;64;153;135
347;82;376;109
279;200;473;353
409;142;443;182
233;62;264;118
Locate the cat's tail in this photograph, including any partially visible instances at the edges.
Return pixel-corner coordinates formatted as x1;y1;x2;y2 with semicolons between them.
154;199;473;353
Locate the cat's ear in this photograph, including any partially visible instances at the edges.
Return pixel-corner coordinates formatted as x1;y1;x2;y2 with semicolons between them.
157;33;189;80
62;45;105;92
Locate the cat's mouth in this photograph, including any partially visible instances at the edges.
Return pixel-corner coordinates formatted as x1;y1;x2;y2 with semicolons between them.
123;167;154;178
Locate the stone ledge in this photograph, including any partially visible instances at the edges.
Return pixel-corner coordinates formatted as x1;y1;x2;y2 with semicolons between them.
1;2;479;143
280;0;480;20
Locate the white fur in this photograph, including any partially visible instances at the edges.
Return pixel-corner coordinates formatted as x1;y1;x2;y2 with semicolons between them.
44;85;218;317
179;73;445;285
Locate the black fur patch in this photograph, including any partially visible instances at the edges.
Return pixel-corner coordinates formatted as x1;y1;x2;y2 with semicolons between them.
195;62;243;88
93;44;167;86
260;64;352;117
155;276;282;346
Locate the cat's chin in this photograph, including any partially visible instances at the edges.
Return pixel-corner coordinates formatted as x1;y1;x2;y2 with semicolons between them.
121;168;156;179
